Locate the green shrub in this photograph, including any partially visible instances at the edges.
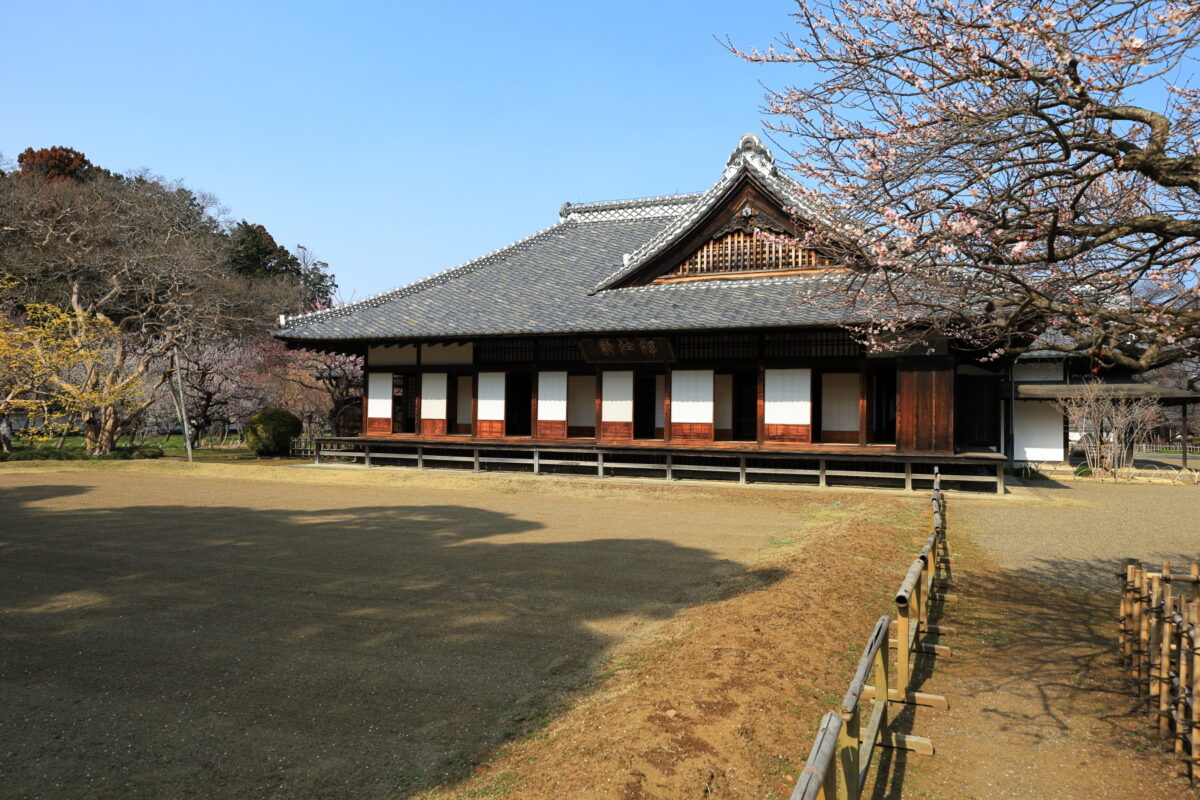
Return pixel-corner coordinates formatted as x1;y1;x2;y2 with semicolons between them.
244;408;303;456
1074;464;1093;477
4;445;89;461
0;443;163;461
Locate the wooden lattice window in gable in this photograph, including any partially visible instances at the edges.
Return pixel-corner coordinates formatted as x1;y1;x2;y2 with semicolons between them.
658;229;835;281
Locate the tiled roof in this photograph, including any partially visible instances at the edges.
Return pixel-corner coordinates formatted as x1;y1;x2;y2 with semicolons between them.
591;134;846;293
276;136;862;344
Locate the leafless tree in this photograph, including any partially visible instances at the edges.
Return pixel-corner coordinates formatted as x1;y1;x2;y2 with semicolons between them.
1056;380;1161;478
176;339;267;447
0;169;299;454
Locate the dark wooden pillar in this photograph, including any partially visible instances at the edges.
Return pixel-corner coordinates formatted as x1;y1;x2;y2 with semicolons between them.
594;368;603;441
755;364;765;444
858;364;869;446
663;369;672;442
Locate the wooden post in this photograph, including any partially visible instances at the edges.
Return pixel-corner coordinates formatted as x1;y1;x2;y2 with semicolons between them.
1120;561;1136;667
819;458;827;488
1176;597;1189;762
1159;563;1173;737
364;443;372;468
895;603;912;693
665;453;673;480
533;448;540;475
995;461;1005;495
738;455;747;484
874;639;889;752
836;702;861;800
1132;566;1145;681
473;448;480;473
597;450;605;478
1191;562;1200;602
1190;601;1200;782
1146;571;1161;701
416;445;424;469
904;461;913;492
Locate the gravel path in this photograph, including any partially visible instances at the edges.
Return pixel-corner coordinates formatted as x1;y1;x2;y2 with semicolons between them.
954;480;1200;592
891;479;1198;799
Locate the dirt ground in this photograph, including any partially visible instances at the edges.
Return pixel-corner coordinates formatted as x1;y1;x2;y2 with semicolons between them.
887;480;1200;799
0;462;919;799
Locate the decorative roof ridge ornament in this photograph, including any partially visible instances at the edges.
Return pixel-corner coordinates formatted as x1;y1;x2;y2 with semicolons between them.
559;192;702;223
724;133;777;179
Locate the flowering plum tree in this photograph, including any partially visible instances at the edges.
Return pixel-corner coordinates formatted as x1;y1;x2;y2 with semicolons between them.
734;0;1200;368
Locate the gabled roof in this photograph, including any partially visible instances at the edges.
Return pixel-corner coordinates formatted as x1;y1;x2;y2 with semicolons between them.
591;134;844;292
275;135;859;347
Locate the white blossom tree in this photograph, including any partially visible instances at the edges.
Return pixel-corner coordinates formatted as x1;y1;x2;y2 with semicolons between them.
734;0;1200;368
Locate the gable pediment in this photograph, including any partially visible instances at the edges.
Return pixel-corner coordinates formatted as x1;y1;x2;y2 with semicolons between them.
607;176;837;288
591;134;851;294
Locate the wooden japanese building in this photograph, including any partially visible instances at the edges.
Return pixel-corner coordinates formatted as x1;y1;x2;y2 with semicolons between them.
276;135;1008;491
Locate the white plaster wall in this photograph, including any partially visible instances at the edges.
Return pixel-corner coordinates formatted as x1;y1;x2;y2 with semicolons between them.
601;371;634;423
367;373;393;418
672;370;714;424
477;372;506;420
764;369;812;425
1013;400;1065;462
421;373;447;420
538;372;568;421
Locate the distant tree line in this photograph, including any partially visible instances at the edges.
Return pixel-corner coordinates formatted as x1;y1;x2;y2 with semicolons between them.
0;146;360;455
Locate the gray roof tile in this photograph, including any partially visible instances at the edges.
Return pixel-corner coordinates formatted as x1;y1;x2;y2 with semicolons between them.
277;137;861;344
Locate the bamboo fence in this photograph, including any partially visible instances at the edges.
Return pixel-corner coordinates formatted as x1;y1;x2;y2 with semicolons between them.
1119;559;1200;782
790;471;954;800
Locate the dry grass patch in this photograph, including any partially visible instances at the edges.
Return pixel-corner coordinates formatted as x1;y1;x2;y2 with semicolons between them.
419;516;919;800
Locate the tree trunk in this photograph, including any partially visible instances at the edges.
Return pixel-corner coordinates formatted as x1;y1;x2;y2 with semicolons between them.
84;407;123;456
0;416;12;454
56;420;71;450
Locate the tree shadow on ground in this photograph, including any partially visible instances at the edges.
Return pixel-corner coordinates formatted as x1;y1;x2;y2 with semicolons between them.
0;482;781;799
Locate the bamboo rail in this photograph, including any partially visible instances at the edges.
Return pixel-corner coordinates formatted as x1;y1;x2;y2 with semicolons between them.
888;469;953;709
1119;559;1200;782
790;471;952;799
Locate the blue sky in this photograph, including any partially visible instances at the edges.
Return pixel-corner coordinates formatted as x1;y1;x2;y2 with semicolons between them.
2;0;803;299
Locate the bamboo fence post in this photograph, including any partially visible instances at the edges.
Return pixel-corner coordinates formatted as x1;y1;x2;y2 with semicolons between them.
835;702;861;800
1120;562;1132;667
875;643;889;748
1148;571;1162;706
1174;596;1188;764
1158;564;1173;738
1192;562;1200;603
1132;565;1145;681
1138;569;1153;692
1189;602;1200;783
1118;561;1128;666
915;560;926;654
895;602;912;693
